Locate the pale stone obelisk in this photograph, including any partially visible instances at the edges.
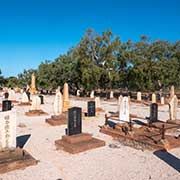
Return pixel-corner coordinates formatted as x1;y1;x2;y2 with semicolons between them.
62;83;71;112
31;73;37;94
170;85;175;99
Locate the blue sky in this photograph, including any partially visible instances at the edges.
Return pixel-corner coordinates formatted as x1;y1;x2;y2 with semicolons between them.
0;0;180;77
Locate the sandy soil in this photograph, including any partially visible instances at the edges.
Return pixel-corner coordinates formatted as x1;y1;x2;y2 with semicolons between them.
0;94;180;180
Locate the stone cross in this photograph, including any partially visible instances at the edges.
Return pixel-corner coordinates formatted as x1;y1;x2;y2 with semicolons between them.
62;83;71;112
152;93;156;103
169;95;178;120
119;96;130;122
0;109;16;151
53;91;63;115
137;91;142;101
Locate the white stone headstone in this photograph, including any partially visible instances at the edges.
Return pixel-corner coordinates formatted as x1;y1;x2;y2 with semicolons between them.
110;91;114;99
118;95;123;111
119;96;130;122
169;95;178;120
137;92;142;101
95;97;101;108
90;90;94;98
76;90;80;97
21;92;29;103
0;110;16;151
8;89;16;101
30;95;41;110
53;91;63;115
161;97;164;105
152;93;156;103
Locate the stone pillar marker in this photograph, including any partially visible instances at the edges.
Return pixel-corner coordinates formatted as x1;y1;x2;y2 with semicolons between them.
110;91;114;99
22;92;29;103
119;96;130;122
169;95;178;121
90;90;94;98
54;91;63;116
30;73;37;94
62;83;71;112
137;92;142;101
118;95;123;112
161;97;165;105
152;93;156;103
30;96;41;111
170;85;175;99
0;110;16;150
95;97;101;108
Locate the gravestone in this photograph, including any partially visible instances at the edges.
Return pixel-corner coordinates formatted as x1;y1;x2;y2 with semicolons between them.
67;107;82;136
0;110;16;150
119;96;130;122
62;83;71;112
169;95;178;120
2;100;12;111
90;90;94;98
30;96;41;110
26;91;31;101
95;97;101;108
152;93;156;103
137;92;142;101
4;92;9;99
118;95;123;112
161;97;165;105
8;89;16;101
88;101;96;116
110;91;114;99
39;95;44;104
170;85;175;98
22;92;29;103
53;91;63;115
150;103;158;123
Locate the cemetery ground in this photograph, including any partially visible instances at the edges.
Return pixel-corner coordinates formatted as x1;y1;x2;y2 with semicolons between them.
0;94;180;180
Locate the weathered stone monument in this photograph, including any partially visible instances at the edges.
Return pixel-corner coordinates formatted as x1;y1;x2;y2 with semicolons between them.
86;101;96;117
55;107;105;154
119;96;130;122
117;95;123;112
110;91;114;99
170;85;175;99
8;88;17;103
18;91;31;106
2;100;12;111
137;91;142;101
0;109;37;173
168;95;178;121
149;103;158;124
90;90;94;98
151;93;156;103
161;96;165;105
95;97;103;112
30;73;37;94
25;95;47;116
46;90;67;126
62;83;71;112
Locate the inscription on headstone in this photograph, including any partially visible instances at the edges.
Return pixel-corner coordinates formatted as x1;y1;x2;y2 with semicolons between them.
88;101;96;116
119;96;130;122
67;107;82;136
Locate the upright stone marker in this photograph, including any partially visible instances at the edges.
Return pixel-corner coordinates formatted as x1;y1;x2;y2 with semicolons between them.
152;93;156;103
22;92;29;103
8;89;16;101
67;107;82;136
30;73;37;94
0;110;16;150
137;92;142;101
119;96;130;122
39;95;44;104
88;101;96;116
150;103;158;123
170;85;175;99
169;95;178;120
4;92;9;99
62;83;71;112
118;95;123;112
110;91;114;99
2;100;12;111
90;90;94;98
53;91;63;116
161;97;165;105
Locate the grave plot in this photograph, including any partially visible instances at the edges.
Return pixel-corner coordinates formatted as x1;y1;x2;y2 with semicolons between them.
100;97;180;151
0;107;37;174
55;107;105;154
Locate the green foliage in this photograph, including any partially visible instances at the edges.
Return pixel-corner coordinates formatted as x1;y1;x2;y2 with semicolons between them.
2;29;180;92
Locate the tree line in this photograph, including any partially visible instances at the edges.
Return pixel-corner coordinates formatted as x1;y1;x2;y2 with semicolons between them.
1;29;180;92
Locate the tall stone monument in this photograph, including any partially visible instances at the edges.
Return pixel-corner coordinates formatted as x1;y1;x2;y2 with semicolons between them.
169;95;178;121
119;96;130;122
30;73;37;94
137;92;142;101
170;85;175;99
62;83;71;112
152;93;156;103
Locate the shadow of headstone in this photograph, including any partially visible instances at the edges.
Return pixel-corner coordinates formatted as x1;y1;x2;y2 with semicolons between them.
16;134;31;148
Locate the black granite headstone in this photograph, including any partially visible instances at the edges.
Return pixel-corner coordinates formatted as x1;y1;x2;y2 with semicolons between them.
26;91;31;101
4;92;9;99
2;100;12;111
67;107;82;136
150;103;158;123
88;101;96;116
39;95;44;104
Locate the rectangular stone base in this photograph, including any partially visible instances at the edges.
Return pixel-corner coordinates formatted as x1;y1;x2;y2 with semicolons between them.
45;114;67;126
25;110;48;116
55;133;105;154
0;148;37;174
17;102;31;106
